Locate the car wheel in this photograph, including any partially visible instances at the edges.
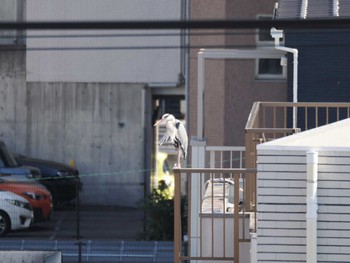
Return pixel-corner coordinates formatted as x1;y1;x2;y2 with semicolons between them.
0;211;10;236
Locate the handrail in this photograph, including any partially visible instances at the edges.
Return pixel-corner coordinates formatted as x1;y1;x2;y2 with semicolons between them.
174;168;256;173
247;127;300;133
173;167;257;263
246;101;350;129
245;101;261;129
205;146;245;151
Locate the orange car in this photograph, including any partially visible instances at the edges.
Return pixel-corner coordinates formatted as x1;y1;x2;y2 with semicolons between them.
0;181;52;222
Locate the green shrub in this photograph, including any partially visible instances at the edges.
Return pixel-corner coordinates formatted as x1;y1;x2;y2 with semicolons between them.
138;180;187;241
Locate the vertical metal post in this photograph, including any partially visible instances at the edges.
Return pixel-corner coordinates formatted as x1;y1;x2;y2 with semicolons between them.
76;178;82;263
174;168;182;263
234;173;240;263
250;232;257;263
197;50;205;140
306;150;318;263
190;138;206;261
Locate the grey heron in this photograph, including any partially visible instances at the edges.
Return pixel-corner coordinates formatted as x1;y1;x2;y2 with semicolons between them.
154;113;188;168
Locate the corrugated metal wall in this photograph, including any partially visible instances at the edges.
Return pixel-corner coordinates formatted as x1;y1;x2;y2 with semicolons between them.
285;29;350;103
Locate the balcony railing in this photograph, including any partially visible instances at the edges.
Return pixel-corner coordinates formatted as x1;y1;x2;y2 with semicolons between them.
173;102;350;263
205;146;245;168
244;101;350;211
245;101;350;168
173;168;256;263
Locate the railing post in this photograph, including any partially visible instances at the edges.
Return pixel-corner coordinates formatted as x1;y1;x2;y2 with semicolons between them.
190;137;207;261
244;131;256;212
245;102;260;212
174;168;182;263
250;232;257;263
234;173;240;263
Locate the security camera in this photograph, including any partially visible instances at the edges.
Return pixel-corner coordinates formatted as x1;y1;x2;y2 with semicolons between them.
270;27;284;40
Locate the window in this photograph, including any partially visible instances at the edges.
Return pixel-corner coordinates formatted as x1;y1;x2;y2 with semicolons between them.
257;16;275;43
257;58;283;74
153;95;186;121
256;15;286;80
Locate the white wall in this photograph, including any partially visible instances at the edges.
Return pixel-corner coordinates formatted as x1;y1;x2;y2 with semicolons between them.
257;149;307;262
257;148;350;262
26;0;181;83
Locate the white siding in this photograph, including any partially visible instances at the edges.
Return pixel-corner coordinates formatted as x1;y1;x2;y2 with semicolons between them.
257;149;350;262
257;150;306;263
317;152;350;263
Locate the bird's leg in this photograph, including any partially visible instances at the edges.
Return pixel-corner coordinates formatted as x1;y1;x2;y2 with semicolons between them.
177;149;182;168
173;150;182;169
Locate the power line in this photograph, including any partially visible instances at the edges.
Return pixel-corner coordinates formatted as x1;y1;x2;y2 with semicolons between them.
1;20;350;51
1;18;350;30
2;41;350;52
0;30;257;39
2;27;349;39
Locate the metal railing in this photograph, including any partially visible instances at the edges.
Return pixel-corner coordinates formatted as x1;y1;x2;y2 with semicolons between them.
173;168;256;263
173;102;350;262
205;146;245;168
244;101;350;211
0;240;174;263
245;101;350;167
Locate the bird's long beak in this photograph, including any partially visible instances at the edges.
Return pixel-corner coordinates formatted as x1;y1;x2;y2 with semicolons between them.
154;119;162;126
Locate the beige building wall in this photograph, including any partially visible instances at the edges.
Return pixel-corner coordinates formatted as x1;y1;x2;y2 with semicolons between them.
189;0;287;147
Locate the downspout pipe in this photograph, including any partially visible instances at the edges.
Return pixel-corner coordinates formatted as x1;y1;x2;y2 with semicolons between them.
270;28;298;129
306;150;318;263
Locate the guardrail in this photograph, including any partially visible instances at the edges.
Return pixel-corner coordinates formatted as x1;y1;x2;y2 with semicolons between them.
173;168;256;263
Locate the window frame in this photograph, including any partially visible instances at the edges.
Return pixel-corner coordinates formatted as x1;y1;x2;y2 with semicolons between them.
255;58;287;80
255;14;287;80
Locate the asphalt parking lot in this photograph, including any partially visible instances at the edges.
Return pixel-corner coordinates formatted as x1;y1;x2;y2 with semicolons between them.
1;206;176;262
5;205;145;241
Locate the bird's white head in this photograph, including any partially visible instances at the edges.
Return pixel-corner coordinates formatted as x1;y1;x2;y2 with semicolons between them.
153;113;175;126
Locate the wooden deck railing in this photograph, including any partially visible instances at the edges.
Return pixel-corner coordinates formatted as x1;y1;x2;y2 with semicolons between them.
205;146;245;168
245;101;350;211
173;168;256;263
173;102;350;263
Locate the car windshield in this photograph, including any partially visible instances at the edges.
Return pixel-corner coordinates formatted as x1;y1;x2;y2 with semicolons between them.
0;144;18;168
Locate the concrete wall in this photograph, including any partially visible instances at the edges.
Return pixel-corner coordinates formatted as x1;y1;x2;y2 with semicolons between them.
26;82;145;207
0;0;183;207
0;0;26;45
0;0;18;44
0;49;27;148
0;49;146;207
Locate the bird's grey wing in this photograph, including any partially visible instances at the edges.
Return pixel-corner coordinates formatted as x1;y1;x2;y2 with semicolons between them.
175;121;188;159
157;131;173;145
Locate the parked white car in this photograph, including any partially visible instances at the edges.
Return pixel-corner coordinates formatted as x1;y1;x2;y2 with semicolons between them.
0;190;33;236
